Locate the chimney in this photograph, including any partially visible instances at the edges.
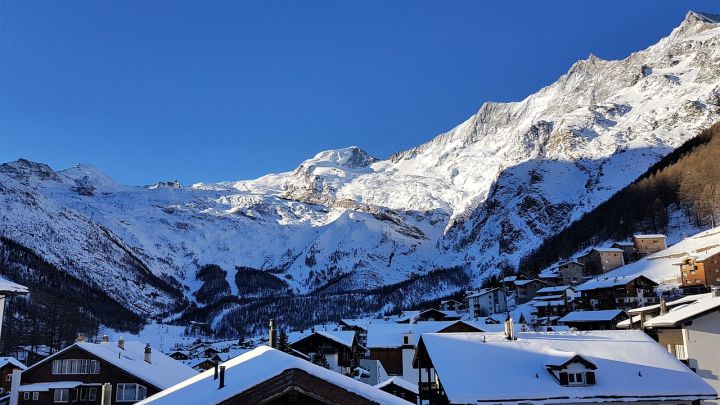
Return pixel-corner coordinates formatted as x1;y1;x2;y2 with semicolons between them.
101;335;109;344
118;337;125;350
505;317;515;340
218;366;226;389
659;297;668;315
213;361;219;380
144;344;152;364
269;319;277;349
76;333;85;343
712;286;720;298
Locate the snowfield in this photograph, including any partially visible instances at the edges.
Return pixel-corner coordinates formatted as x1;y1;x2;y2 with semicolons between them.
1;12;720;330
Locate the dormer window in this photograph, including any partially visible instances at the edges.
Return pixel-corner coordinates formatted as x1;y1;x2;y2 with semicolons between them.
546;354;597;387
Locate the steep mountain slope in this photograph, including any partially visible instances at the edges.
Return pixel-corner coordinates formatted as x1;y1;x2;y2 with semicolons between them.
1;12;719;333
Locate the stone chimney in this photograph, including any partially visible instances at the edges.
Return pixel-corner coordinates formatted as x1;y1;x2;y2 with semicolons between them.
711;286;720;298
118;337;125;350
101;335;109;344
144;344;152;364
659;297;668;315
269;319;277;349
76;333;85;342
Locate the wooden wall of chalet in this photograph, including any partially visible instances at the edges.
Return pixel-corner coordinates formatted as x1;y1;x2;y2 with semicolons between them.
218;368;382;405
369;349;403;376
20;346;161;405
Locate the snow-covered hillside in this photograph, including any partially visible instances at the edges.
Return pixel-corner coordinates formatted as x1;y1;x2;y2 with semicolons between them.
1;12;720;329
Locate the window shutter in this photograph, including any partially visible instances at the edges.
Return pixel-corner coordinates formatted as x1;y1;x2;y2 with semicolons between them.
559;372;569;386
586;371;596;385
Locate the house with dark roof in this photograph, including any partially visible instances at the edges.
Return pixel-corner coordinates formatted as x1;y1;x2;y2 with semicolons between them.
375;376;418;404
289;331;362;375
0;357;25;396
14;338;196;405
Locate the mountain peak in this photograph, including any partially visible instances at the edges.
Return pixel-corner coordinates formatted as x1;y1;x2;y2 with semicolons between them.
0;158;62;183
685;11;720;24
59;163;118;189
307;146;377;169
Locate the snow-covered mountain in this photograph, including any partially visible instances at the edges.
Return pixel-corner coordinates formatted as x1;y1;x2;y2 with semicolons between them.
1;12;719;328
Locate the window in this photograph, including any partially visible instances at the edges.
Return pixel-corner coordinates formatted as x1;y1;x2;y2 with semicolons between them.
53;389;70;403
33;392;39;400
88;388;97;402
403;336;409;345
24;392;30;400
116;383;147;402
51;359;100;375
5;374;10;381
79;388;88;401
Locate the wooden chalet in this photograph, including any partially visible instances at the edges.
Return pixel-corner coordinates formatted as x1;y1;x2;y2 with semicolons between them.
678;246;720;292
0;357;26;396
15;338;196;405
289;331;362;375
559;309;627;330
575;274;659;310
375;377;418;404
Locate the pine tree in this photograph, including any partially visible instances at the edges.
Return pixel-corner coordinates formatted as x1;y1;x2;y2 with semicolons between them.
277;329;290;353
311;352;330;369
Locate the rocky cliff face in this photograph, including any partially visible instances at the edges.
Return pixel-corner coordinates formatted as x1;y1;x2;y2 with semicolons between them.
1;12;719;329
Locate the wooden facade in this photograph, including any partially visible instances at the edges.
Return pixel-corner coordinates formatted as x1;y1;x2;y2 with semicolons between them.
1;359;24;395
580;276;658;310
680;251;720;291
216;368;385;405
289;333;360;375
19;346;162;405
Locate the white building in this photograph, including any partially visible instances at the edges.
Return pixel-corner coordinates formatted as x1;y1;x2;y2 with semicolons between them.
644;288;720;402
0;276;28;342
465;288;506;317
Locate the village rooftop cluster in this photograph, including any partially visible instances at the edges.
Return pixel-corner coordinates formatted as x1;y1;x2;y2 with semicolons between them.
1;227;720;404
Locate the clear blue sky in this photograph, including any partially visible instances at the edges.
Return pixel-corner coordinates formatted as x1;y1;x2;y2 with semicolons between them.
1;1;717;185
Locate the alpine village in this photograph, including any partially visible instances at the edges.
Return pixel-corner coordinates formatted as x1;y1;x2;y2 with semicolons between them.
2;6;720;405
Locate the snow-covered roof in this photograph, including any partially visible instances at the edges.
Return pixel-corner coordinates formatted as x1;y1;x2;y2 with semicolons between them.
537;285;572;294
366;321;477;348
560;310;625;323
501;276;517;282
643;294;720;327
418;331;715;404
0;357;27;370
465;288;500;298
531;300;566;308
18;381;84;392
626;292;710;314
289;330;357;349
514;279;544;287
25;341;197;390
575;274;653;291
375;376;419;394
0;276;28;294
612;241;635;246
592;247;624;253
136;346;412;405
634;234;667;239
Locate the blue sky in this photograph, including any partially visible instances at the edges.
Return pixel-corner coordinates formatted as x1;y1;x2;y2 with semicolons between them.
1;1;717;185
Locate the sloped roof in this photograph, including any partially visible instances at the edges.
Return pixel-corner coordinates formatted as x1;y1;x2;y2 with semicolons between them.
289;330;357;349
375;376;418;394
24;341;197;390
575;274;655;291
0;357;27;370
0;276;28;294
136;347;412;405
626;292;710;315
560;310;625;323
643;294;720;327
417;331;715;404
634;234;667;239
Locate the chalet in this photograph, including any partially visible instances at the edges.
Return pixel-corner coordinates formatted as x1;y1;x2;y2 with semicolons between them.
375;377;418;404
185;358;217;372
575;274;659;310
0;358;25;396
530;285;575;319
557;260;584;285
135;346;412;405
577;247;625;275
289;331;362;375
634;234;668;256
439;299;464;312
514;279;547;304
14;338;196;405
366;321;483;384
643;289;720;397
500;275;525;290
559;309;627;330
395;309;461;323
413;330;715;404
678;245;720;292
464;288;506;317
167;350;189;361
0;276;28;343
